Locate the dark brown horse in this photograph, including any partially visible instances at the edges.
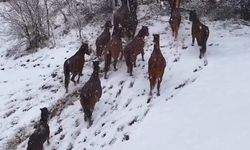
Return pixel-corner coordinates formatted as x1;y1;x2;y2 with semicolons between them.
148;34;166;96
128;0;138;14
167;0;180;10
27;107;50;150
124;26;149;76
64;43;91;93
127;0;138;39
169;7;181;40
189;10;209;59
104;27;123;79
80;61;102;125
96;20;112;58
113;0;137;40
113;0;130;31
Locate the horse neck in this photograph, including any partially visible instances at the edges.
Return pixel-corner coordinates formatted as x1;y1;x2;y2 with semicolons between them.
104;27;110;33
40;117;48;124
153;41;161;53
121;0;128;9
76;50;86;57
91;70;99;78
136;31;146;39
175;0;180;8
192;17;201;26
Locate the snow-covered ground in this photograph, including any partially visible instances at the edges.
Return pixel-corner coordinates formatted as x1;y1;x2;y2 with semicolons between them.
0;4;250;150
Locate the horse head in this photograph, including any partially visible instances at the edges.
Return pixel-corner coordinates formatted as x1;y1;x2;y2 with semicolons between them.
40;107;49;121
153;34;160;44
189;10;197;22
104;20;113;29
93;61;100;73
138;26;149;37
80;42;91;55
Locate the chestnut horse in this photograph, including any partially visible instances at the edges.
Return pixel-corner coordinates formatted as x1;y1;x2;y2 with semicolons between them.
64;43;91;93
189;10;209;59
169;7;181;40
104;27;123;79
96;20;112;58
148;34;166;96
27;107;50;150
80;61;102;126
124;26;149;76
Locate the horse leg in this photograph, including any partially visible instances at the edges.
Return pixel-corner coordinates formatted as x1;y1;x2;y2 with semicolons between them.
141;50;145;61
175;24;179;40
130;64;133;76
192;33;195;46
77;65;84;83
77;74;81;84
64;63;70;93
104;53;111;79
113;59;118;71
157;77;162;96
71;73;77;85
149;76;156;96
119;50;124;60
199;43;207;59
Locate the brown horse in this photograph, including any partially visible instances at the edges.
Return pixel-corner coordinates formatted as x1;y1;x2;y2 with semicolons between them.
27;107;50;150
80;61;102;126
169;7;181;40
64;43;91;93
96;20;112;58
124;26;149;76
104;27;123;79
189;10;209;59
148;34;166;96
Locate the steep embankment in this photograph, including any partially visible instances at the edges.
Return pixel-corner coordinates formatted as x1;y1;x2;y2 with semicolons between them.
0;4;250;150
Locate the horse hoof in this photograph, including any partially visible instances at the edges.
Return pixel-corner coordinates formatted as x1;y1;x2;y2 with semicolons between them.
157;93;160;96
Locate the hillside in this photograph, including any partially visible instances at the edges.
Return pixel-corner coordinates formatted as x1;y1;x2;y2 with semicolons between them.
0;3;250;150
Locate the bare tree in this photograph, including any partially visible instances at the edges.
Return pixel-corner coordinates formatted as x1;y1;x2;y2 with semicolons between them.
0;0;53;51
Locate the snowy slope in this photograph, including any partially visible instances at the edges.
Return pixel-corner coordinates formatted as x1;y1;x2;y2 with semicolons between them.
0;3;250;150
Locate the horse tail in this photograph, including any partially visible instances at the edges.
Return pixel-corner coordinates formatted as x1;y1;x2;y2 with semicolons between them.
204;26;209;42
64;61;70;93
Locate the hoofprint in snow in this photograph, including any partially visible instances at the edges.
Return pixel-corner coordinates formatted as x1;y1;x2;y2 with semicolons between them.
0;4;250;150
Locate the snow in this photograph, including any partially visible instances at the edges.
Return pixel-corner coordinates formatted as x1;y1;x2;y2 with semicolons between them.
0;3;250;150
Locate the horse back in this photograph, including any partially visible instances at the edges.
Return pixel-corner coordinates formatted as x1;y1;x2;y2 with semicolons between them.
149;53;166;69
27;123;49;150
80;77;102;111
65;53;85;73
